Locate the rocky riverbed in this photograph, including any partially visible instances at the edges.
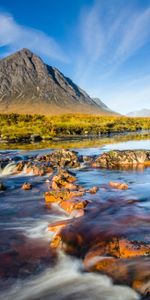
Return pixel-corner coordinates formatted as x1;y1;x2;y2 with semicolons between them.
1;144;150;299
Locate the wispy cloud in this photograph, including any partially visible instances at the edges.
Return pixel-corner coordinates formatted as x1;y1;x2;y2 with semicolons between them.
115;7;150;62
74;1;150;86
0;13;67;62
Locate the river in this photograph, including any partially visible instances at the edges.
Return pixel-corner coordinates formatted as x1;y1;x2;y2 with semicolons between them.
0;135;150;300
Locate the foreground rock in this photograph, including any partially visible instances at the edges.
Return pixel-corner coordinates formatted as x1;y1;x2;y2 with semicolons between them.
91;150;150;169
48;197;150;295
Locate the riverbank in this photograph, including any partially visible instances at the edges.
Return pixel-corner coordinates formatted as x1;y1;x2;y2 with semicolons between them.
1;113;150;143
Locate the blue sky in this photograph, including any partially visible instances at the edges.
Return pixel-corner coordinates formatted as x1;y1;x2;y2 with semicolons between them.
0;0;150;114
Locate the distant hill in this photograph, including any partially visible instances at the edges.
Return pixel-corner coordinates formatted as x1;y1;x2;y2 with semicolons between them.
127;109;150;117
0;48;117;115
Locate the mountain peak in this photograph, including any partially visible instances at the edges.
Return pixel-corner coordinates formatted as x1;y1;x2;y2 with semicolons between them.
0;49;117;115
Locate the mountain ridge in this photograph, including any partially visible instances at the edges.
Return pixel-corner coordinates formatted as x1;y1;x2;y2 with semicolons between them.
127;109;150;117
0;48;117;115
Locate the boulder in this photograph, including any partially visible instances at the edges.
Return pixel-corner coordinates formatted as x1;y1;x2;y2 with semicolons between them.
91;150;150;169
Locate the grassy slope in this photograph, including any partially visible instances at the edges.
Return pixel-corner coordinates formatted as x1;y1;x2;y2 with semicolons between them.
0;113;150;140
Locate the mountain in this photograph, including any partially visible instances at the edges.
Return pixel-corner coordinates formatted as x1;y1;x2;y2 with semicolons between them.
0;48;117;115
92;98;113;112
127;109;150;117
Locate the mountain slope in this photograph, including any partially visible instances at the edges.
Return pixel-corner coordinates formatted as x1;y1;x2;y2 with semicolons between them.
127;109;150;117
0;48;116;115
92;98;114;112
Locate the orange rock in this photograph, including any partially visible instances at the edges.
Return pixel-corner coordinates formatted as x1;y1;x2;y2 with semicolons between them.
22;182;32;190
88;186;99;194
45;189;85;204
84;242;109;268
60;199;88;214
50;234;62;249
84;256;129;283
45;190;71;203
51;170;76;190
119;239;150;258
109;181;128;190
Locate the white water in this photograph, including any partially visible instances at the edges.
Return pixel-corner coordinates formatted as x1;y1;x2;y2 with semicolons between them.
0;162;17;176
0;253;139;300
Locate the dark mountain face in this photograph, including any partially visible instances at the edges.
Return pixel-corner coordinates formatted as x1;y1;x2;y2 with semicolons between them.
0;48;116;115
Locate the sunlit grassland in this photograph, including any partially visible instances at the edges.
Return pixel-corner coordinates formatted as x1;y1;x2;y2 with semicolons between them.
0;113;150;140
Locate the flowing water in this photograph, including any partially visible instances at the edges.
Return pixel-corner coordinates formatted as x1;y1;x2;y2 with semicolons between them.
1;136;150;300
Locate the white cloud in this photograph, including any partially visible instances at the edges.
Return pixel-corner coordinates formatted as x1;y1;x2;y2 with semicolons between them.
0;13;67;62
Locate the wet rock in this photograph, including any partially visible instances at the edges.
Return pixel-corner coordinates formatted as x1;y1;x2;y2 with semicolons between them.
59;198;89;214
45;190;85;204
22;182;32;190
15;161;26;173
0;182;6;191
91;150;150;169
84;256;129;284
38;149;81;168
88;186;99;194
30;134;42;142
109;182;128;190
52;170;76;190
118;239;150;258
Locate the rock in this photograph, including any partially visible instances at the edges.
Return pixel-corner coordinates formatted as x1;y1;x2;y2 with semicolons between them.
0;182;6;191
30;134;42;142
39;149;81;168
88;186;99;194
118;239;150;258
15;161;26;173
50;234;62;249
24;162;53;176
51;170;76;190
59;198;89;214
22;182;32;190
109;182;128;190
84;256;129;283
91;150;150;169
45;190;85;204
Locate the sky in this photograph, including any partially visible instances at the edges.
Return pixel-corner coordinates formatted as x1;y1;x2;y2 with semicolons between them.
0;0;150;114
